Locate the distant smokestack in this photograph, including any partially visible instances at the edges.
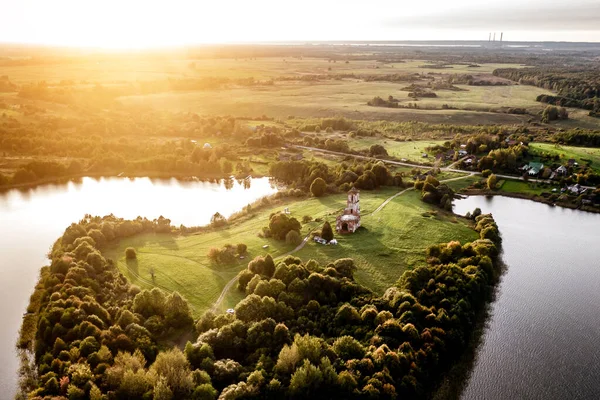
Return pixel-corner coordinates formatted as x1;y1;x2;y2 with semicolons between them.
489;33;491;42
493;32;496;41
500;32;503;42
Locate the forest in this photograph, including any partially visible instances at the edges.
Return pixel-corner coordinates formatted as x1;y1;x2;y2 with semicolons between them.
19;206;501;399
493;67;600;116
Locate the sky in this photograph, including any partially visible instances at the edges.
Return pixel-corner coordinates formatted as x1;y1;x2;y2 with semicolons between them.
2;0;600;48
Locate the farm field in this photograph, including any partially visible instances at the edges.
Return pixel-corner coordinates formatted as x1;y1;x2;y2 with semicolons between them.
116;79;545;124
1;56;574;126
104;187;477;315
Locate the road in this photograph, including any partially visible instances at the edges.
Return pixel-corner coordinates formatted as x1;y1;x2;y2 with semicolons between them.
294;145;596;189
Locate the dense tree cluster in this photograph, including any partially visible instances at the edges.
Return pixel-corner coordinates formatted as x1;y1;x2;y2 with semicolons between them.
262;213;302;241
493;67;600;116
553;129;600;147
18;215;198;399
414;175;454;210
186;216;502;399
0;111;263;186
270;159;403;194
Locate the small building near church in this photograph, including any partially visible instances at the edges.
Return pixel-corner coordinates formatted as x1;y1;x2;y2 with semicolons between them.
336;187;361;233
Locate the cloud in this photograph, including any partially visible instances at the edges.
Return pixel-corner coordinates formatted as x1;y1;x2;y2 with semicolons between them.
386;2;600;31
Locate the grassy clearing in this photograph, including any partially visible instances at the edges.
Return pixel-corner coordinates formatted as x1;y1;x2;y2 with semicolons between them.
347;137;445;163
500;180;557;195
105;187;477;316
529;142;600;173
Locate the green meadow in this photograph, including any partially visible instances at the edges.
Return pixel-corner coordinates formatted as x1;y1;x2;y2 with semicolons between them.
104;187;477;316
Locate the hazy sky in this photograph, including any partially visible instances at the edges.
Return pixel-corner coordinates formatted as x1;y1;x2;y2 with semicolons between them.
2;0;599;48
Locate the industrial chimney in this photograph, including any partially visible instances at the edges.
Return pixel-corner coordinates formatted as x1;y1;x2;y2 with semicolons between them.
489;33;491;42
493;32;496;41
500;32;503;42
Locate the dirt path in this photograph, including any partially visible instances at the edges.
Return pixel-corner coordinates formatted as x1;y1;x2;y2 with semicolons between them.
211;229;314;312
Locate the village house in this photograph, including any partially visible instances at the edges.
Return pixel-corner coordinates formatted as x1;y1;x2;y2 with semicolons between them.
336;187;361;233
555;165;568;176
458;150;468;157
522;162;544;176
463;155;477;167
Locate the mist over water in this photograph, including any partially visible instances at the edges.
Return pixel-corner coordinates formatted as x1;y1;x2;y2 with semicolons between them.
0;176;277;398
454;196;600;400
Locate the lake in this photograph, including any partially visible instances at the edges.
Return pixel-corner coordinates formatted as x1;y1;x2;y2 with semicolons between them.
0;176;277;398
454;196;600;400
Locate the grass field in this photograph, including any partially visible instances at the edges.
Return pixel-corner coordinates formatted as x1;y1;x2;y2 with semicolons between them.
500;180;558;195
116;79;543;125
529;143;600;173
104;187;477;316
1;58;526;84
3;56;599;128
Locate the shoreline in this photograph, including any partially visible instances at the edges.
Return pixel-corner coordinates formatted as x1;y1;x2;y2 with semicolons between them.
458;189;600;214
0;171;266;192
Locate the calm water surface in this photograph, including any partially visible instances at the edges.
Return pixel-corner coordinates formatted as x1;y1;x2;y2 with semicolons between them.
454;196;600;400
0;176;277;397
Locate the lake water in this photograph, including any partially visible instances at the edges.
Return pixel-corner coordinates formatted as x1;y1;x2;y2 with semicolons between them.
0;176;277;398
454;196;600;400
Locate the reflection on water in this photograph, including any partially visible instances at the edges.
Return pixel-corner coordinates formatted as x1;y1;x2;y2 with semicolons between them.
0;176;277;398
454;196;600;400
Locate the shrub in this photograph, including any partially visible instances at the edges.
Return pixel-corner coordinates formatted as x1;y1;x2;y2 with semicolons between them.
286;230;302;246
321;221;334;242
237;243;247;255
125;247;137;260
310;177;327;197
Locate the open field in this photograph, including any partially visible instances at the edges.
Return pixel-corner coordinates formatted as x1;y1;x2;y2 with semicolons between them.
116;79;544;124
0;58;527;84
500;180;558;195
2;56;579;126
529;142;600;173
104;187;477;315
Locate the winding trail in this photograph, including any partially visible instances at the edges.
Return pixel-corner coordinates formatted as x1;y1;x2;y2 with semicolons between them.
211;229;314;312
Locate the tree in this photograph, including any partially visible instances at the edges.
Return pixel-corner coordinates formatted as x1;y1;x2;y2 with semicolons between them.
321;221;334;242
286;230;302;246
310;177;327;197
210;212;227;227
487;174;498;190
369;144;388;157
125;247;137;260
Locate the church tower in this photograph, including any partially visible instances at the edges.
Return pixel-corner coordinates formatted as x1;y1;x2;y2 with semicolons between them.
347;187;360;215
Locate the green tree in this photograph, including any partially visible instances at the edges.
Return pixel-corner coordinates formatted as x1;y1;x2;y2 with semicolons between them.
286;230;302;246
487;174;498;190
321;221;334;242
125;247;137;260
310;177;327;197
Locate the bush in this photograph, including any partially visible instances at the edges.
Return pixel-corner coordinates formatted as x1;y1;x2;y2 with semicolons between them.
285;230;302;246
321;221;334;242
487;174;498;190
310;177;327;197
125;247;137;260
237;243;247;255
